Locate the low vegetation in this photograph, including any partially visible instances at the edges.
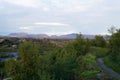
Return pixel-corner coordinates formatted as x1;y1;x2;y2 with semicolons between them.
0;28;120;80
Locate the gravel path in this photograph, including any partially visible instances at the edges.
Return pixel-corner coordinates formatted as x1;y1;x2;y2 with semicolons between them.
96;58;120;80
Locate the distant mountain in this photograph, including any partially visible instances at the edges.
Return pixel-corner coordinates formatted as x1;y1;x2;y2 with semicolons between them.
8;33;95;39
9;33;29;38
83;34;95;39
59;33;77;39
9;33;49;38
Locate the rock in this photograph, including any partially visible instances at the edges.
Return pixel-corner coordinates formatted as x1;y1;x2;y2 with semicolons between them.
96;73;104;80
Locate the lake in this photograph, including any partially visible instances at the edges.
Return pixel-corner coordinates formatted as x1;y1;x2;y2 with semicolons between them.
0;52;18;62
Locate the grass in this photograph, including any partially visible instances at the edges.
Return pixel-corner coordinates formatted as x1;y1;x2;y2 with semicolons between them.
81;70;99;78
89;47;109;58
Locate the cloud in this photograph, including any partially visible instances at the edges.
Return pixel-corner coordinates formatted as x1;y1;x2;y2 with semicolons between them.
1;0;120;35
48;0;105;13
19;26;33;30
35;22;69;26
99;32;110;35
0;0;3;3
3;0;105;12
65;5;92;13
45;31;75;36
42;7;51;12
0;6;4;9
86;0;104;3
103;6;120;11
4;0;40;8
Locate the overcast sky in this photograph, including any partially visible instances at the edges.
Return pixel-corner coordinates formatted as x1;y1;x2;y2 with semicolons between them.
0;0;120;35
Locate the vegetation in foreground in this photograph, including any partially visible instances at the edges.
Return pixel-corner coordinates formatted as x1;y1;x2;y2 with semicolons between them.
104;29;120;74
0;27;120;80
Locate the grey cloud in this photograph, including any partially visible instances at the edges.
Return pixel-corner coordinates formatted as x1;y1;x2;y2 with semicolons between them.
0;0;120;35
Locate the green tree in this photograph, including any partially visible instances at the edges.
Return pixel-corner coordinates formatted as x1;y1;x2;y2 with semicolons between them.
92;35;106;47
43;48;77;80
109;29;120;62
5;42;41;80
72;34;90;56
108;26;116;34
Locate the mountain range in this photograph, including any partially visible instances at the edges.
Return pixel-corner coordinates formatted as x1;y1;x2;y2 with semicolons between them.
8;33;95;39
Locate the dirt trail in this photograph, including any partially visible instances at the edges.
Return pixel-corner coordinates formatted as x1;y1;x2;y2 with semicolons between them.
96;58;120;80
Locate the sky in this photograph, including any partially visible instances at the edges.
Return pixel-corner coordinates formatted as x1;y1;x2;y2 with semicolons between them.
0;0;120;35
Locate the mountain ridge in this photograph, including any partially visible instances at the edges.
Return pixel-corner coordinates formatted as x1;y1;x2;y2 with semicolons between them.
8;32;95;39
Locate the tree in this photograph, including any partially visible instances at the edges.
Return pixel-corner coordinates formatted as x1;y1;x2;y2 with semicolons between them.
5;42;41;80
92;35;106;47
43;48;78;80
72;34;90;56
109;29;120;62
108;26;116;34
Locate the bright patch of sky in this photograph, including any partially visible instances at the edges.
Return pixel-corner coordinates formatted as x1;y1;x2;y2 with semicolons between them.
0;0;120;35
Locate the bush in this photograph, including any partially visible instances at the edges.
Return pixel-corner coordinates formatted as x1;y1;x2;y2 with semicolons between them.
104;56;120;73
81;70;99;78
109;29;120;62
89;47;109;58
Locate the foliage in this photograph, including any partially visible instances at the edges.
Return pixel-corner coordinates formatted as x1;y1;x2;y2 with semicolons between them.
104;28;120;74
108;26;116;34
42;48;77;80
0;61;5;79
109;29;120;62
72;34;90;56
92;35;106;47
3;33;108;80
89;47;109;58
81;70;99;78
104;56;120;73
76;54;99;79
38;34;92;80
0;48;16;52
5;42;41;80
